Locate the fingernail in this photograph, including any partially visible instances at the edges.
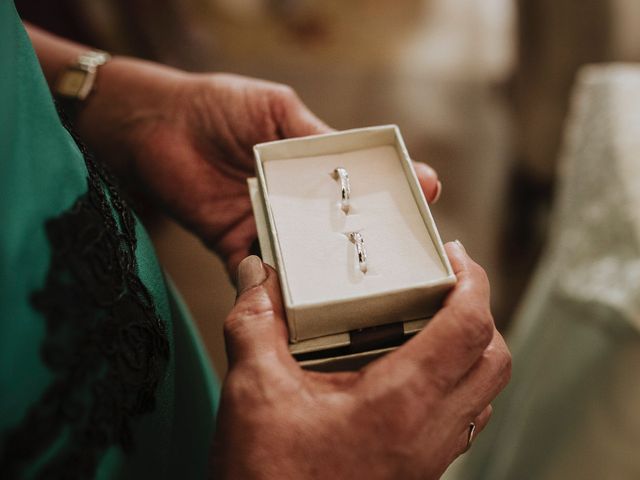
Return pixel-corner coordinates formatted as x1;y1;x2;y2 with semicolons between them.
432;181;442;203
237;256;266;295
454;239;466;253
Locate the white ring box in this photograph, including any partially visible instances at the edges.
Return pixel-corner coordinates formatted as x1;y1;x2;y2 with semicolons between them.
249;125;456;370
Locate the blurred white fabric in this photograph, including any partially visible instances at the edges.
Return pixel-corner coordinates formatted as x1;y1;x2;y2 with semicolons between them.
444;64;640;480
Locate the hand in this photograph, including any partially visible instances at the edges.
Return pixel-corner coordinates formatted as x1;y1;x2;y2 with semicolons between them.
211;242;511;479
76;58;442;274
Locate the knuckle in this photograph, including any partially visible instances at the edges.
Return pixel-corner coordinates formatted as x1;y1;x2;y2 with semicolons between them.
470;260;488;279
223;305;274;340
469;261;490;293
452;303;495;350
484;341;512;385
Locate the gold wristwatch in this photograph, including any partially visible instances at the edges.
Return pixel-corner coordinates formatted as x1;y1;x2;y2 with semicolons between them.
55;50;111;121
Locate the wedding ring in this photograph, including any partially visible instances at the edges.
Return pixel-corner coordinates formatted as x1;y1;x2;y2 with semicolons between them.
333;167;351;214
348;232;367;273
465;422;476;452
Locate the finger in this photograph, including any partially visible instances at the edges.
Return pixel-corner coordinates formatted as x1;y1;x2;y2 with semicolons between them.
412;161;442;204
449;328;512;414
381;241;494;392
224;256;296;371
276;88;334;137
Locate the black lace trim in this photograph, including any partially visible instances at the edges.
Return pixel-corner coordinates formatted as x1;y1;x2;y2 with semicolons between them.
0;109;170;479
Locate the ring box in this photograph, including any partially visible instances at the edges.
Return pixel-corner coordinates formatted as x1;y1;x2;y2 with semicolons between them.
249;125;456;370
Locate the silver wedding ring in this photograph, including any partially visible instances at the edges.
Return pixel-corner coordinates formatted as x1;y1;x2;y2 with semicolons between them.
348;232;367;273
333;167;351;214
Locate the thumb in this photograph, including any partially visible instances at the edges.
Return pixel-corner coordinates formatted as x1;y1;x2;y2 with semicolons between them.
224;256;294;370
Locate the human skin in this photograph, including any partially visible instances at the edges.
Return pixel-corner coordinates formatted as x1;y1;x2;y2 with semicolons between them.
26;24;442;275
214;243;510;479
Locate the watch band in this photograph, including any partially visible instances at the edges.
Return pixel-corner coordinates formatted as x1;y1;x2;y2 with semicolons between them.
55;50;111;123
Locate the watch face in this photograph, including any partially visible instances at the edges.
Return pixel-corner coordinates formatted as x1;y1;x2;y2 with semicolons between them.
56;68;90;98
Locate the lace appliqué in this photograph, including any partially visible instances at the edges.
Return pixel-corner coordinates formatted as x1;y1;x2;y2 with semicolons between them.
1;123;170;479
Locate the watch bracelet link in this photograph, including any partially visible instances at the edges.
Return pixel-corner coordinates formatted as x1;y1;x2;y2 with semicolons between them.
55;50;111;123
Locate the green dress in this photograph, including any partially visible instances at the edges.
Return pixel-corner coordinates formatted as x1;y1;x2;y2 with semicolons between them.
0;1;219;478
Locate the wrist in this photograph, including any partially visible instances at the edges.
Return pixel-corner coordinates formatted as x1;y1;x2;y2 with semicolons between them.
54;50;112;124
74;56;190;179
